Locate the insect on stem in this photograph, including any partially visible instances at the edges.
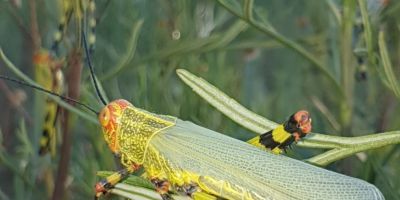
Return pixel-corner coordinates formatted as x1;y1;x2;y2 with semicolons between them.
0;75;99;115
82;30;108;106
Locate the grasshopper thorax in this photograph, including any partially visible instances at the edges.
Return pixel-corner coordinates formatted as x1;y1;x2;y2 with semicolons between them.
99;99;132;153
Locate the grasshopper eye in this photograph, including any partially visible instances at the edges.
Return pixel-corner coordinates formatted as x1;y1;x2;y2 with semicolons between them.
99;108;110;127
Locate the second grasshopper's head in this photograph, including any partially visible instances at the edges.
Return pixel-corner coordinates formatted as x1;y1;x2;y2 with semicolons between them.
98;99;132;153
293;110;312;134
284;110;312;140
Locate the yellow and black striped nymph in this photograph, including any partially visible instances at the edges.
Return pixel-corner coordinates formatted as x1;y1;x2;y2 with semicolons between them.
248;110;312;154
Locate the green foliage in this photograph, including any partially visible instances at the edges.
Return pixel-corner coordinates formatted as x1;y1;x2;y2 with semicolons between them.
0;0;400;199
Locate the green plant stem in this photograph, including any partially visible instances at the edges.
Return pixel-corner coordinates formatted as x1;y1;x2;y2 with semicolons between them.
177;69;400;166
52;48;83;200
305;131;400;166
379;31;400;98
327;0;342;25
101;20;144;81
243;0;253;20
358;0;373;61
111;183;191;200
339;0;356;134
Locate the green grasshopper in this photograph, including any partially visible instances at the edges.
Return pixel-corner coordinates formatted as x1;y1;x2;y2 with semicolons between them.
93;98;384;200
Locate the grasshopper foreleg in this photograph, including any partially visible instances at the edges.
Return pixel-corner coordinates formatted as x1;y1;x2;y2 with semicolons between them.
94;164;140;198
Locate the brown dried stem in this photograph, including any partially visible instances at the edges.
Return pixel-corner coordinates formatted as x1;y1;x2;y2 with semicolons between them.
51;49;83;200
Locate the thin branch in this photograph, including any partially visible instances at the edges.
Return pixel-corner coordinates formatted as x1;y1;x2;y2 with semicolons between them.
28;0;41;50
51;49;83;200
101;20;143;80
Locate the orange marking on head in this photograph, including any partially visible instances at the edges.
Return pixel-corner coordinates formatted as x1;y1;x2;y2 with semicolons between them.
98;99;132;153
293;110;312;134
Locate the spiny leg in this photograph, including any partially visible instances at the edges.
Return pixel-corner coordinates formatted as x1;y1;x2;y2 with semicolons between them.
94;164;140;198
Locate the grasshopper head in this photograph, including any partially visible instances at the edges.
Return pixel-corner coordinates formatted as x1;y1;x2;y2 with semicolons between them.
284;110;312;141
98;99;132;153
293;110;312;135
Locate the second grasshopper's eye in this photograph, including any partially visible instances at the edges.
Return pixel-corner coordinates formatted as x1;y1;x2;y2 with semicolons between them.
99;107;110;127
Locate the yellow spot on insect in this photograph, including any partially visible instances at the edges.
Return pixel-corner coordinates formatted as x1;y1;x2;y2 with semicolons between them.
271;125;291;143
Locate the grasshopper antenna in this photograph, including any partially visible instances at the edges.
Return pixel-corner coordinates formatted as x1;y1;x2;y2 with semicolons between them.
0;75;99;115
82;30;108;106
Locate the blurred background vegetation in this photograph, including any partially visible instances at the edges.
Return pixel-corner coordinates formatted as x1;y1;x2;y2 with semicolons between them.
0;0;399;199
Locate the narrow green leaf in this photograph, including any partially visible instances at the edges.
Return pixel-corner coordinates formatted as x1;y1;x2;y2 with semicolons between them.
112;183;191;200
378;31;400;98
358;0;373;58
326;0;342;25
101;20;144;80
243;0;254;20
177;68;277;134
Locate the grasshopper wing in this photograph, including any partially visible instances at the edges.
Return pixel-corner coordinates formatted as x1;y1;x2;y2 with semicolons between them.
148;119;384;200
